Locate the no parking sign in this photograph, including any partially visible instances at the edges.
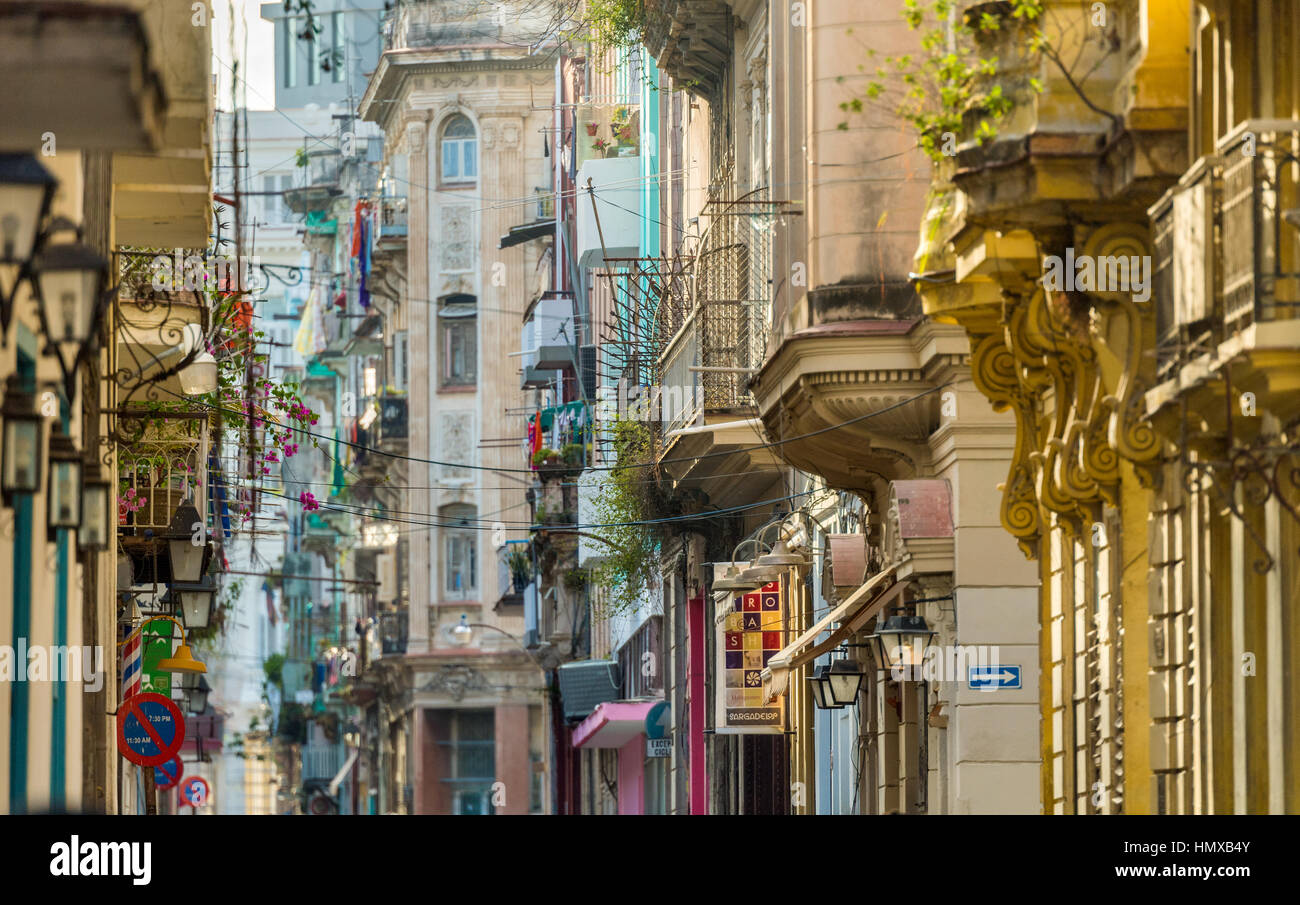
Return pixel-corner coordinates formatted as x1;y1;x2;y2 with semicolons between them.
116;693;186;767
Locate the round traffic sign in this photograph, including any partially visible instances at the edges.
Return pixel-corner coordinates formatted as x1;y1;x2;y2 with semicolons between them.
179;776;209;808
155;755;183;791
645;701;670;739
117;692;186;767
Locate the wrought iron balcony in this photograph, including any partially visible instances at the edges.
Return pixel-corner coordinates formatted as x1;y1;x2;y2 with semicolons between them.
379;195;407;240
1150;120;1300;379
380;609;409;656
655;189;773;440
284;145;342;214
302;744;344;782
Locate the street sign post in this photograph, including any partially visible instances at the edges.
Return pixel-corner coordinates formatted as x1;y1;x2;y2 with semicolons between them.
968;665;1021;690
116;692;186;767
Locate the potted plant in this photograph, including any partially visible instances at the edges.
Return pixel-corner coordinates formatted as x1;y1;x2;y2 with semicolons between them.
506;546;531;592
560;442;585;467
585;122;600;137
532;447;560;468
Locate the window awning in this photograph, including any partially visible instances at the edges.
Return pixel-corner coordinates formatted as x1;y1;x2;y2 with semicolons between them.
760;565;910;702
572;700;660;749
498;219;555;249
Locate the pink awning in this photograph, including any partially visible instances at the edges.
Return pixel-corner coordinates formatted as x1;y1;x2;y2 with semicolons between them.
572;701;660;749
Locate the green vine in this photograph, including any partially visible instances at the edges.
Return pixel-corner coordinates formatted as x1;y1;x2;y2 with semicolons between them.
588;419;663;616
837;0;1047;161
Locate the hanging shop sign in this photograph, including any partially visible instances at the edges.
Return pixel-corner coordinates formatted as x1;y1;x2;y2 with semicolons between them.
139;617;175;697
116;692;186;767
714;571;787;734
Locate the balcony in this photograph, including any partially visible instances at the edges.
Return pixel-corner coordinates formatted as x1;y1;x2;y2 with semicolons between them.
652;196;782;506
378;195;408;243
284;145;342;214
302;744;344;782
380;609;409;656
576;156;642;268
642;0;731;96
1146;120;1300;429
0;2;213;246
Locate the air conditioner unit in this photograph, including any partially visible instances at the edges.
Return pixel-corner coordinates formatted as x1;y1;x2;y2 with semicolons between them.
555;660;621;721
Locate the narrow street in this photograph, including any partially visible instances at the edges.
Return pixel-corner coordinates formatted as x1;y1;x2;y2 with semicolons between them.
0;1;1292;862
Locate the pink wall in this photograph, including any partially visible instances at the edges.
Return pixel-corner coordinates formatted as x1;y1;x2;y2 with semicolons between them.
617;737;645;815
687;594;707;814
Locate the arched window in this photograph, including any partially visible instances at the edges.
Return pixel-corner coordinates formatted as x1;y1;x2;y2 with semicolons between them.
441;503;478;598
440;115;478;185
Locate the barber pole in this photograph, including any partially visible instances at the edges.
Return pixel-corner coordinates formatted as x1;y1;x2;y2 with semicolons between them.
121;631;142;700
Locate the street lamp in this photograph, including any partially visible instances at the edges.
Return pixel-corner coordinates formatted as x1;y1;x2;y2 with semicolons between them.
827;656;867;707
450;613;473;646
713;562;758;593
164;500;206;583
78;466;111;552
46;425;82;537
754;537;808;569
184;675;210;715
739;562;780;586
0;154;57;338
170;576;217;631
177;323;217;396
869;608;936;675
1;375;41;503
137;613;208;675
807;664;841;711
31;228;110;401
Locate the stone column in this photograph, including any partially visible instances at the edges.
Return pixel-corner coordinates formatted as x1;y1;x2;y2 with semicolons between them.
405;118;432;651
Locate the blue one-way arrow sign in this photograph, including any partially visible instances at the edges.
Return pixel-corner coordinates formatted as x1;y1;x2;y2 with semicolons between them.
968;665;1021;689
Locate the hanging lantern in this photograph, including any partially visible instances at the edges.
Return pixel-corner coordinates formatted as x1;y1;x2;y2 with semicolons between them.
78;469;111;552
1;375;41;503
46;426;82;536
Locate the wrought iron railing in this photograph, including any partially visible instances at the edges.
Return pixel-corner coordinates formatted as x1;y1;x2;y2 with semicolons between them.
654;178;774;445
1150;120;1300;375
379;195;408;237
380;609;409;655
117;418;208;533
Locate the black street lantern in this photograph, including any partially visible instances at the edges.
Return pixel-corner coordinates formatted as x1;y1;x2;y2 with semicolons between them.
827;656;867;707
181;672;210;715
171;576;217;631
77;468;111;552
31;235;110;401
869;609;937;675
1;375;42;503
807;664;841;711
46;425;82;536
165;500;206;583
0;154;57;338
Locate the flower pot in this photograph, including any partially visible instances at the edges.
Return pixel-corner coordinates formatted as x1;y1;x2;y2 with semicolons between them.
585;123;599;136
